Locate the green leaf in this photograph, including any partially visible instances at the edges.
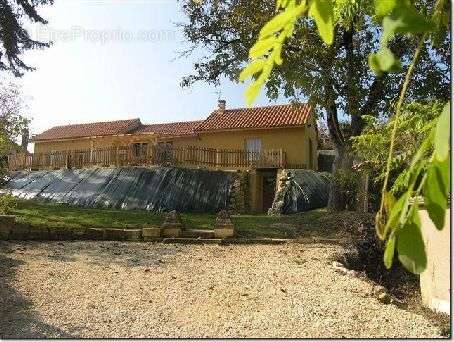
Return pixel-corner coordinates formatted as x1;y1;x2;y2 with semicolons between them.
239;59;266;82
244;65;272;106
383;190;410;238
384;233;396;269
259;7;297;39
245;81;263;107
249;37;278;59
424;156;450;230
375;0;396;17
273;45;283;65
396;205;427;274
381;1;435;46
368;53;383;77
308;0;334;45
370;0;435;76
369;47;402;75
434;102;450;161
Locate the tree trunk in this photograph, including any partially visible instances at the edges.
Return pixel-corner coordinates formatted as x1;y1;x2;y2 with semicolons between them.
327;147;354;211
355;171;369;213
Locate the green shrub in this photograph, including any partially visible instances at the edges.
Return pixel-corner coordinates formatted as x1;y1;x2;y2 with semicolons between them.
0;193;18;215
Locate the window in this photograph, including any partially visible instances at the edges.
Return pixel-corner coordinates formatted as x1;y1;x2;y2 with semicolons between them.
133;142;149;157
245;138;261;162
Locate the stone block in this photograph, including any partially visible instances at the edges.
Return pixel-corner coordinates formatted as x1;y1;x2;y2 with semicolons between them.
0;224;11;240
47;227;61;240
0;215;15;240
28;226;49;241
182;229;215;239
59;227;74;240
72;227;87;240
0;214;16;226
214;210;236;238
9;224;30;240
162;210;184;229
162;227;182;238
214;227;235;238
86;228;105;240
142;227;162;240
124;229;142;241
105;228;125;241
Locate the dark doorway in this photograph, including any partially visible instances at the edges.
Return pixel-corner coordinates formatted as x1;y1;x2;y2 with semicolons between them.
262;170;277;212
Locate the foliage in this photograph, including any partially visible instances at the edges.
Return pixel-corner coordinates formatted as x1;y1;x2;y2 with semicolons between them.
235;0;450;274
351;101;443;195
239;0;449;106
0;82;30;156
180;0;449;211
180;0;449;136
332;168;358;210
0;0;53;76
0;193;18;214
316;120;335;150
378;103;450;274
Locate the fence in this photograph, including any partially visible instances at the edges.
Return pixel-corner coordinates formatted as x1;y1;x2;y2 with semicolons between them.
8;145;287;171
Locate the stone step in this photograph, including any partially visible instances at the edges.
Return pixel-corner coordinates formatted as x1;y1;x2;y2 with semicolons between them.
182;229;215;239
163;237;221;244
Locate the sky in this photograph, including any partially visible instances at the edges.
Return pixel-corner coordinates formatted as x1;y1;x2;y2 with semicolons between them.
11;0;287;141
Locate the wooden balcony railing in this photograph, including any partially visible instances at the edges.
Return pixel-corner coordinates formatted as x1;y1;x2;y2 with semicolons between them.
8;145;287;171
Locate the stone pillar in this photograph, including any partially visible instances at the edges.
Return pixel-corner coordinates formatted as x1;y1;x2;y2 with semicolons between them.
268;170;293;216
162;210;183;237
214;210;235;238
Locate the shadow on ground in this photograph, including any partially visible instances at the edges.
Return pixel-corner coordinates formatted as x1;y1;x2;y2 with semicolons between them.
0;243;75;338
30;240;187;268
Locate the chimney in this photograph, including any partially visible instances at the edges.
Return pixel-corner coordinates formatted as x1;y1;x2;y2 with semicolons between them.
218;99;226;111
21;128;29;151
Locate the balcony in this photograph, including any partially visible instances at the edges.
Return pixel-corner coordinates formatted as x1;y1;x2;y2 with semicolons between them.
8;145;287;171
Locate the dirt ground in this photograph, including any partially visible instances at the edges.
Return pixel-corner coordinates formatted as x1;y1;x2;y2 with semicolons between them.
0;241;443;338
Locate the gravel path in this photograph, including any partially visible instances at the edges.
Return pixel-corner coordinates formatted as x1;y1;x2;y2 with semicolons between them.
0;241;442;338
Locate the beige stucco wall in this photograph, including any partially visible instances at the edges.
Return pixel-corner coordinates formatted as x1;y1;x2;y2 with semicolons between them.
157;135;200;148
34;134;157;153
33;123;318;170
419;209;450;314
197;125;317;169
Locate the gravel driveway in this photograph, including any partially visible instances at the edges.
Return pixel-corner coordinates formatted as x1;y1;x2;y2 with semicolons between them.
0;241;442;338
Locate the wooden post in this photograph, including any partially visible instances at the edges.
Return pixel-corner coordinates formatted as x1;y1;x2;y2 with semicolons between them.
279;149;283;168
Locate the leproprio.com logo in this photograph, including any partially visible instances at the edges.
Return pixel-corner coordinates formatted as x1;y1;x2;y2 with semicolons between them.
36;25;177;44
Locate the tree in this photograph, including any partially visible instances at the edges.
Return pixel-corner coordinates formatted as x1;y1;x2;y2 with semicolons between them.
0;0;53;77
178;0;450;210
0;81;29;157
352;101;443;197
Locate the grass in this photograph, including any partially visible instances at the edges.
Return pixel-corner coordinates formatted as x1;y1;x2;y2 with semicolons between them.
11;199;342;239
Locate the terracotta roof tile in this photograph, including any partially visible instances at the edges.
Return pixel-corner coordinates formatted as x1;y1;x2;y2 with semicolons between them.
195;103;312;132
33;118;141;141
32;103;312;141
136;120;203;136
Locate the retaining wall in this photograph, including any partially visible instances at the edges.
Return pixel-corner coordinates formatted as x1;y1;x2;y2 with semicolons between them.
419;209;450;314
2;167;242;213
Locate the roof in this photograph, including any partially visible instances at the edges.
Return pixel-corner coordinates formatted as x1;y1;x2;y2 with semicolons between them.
136;120;203;136
195;104;312;132
32;103;313;141
33;118;142;141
